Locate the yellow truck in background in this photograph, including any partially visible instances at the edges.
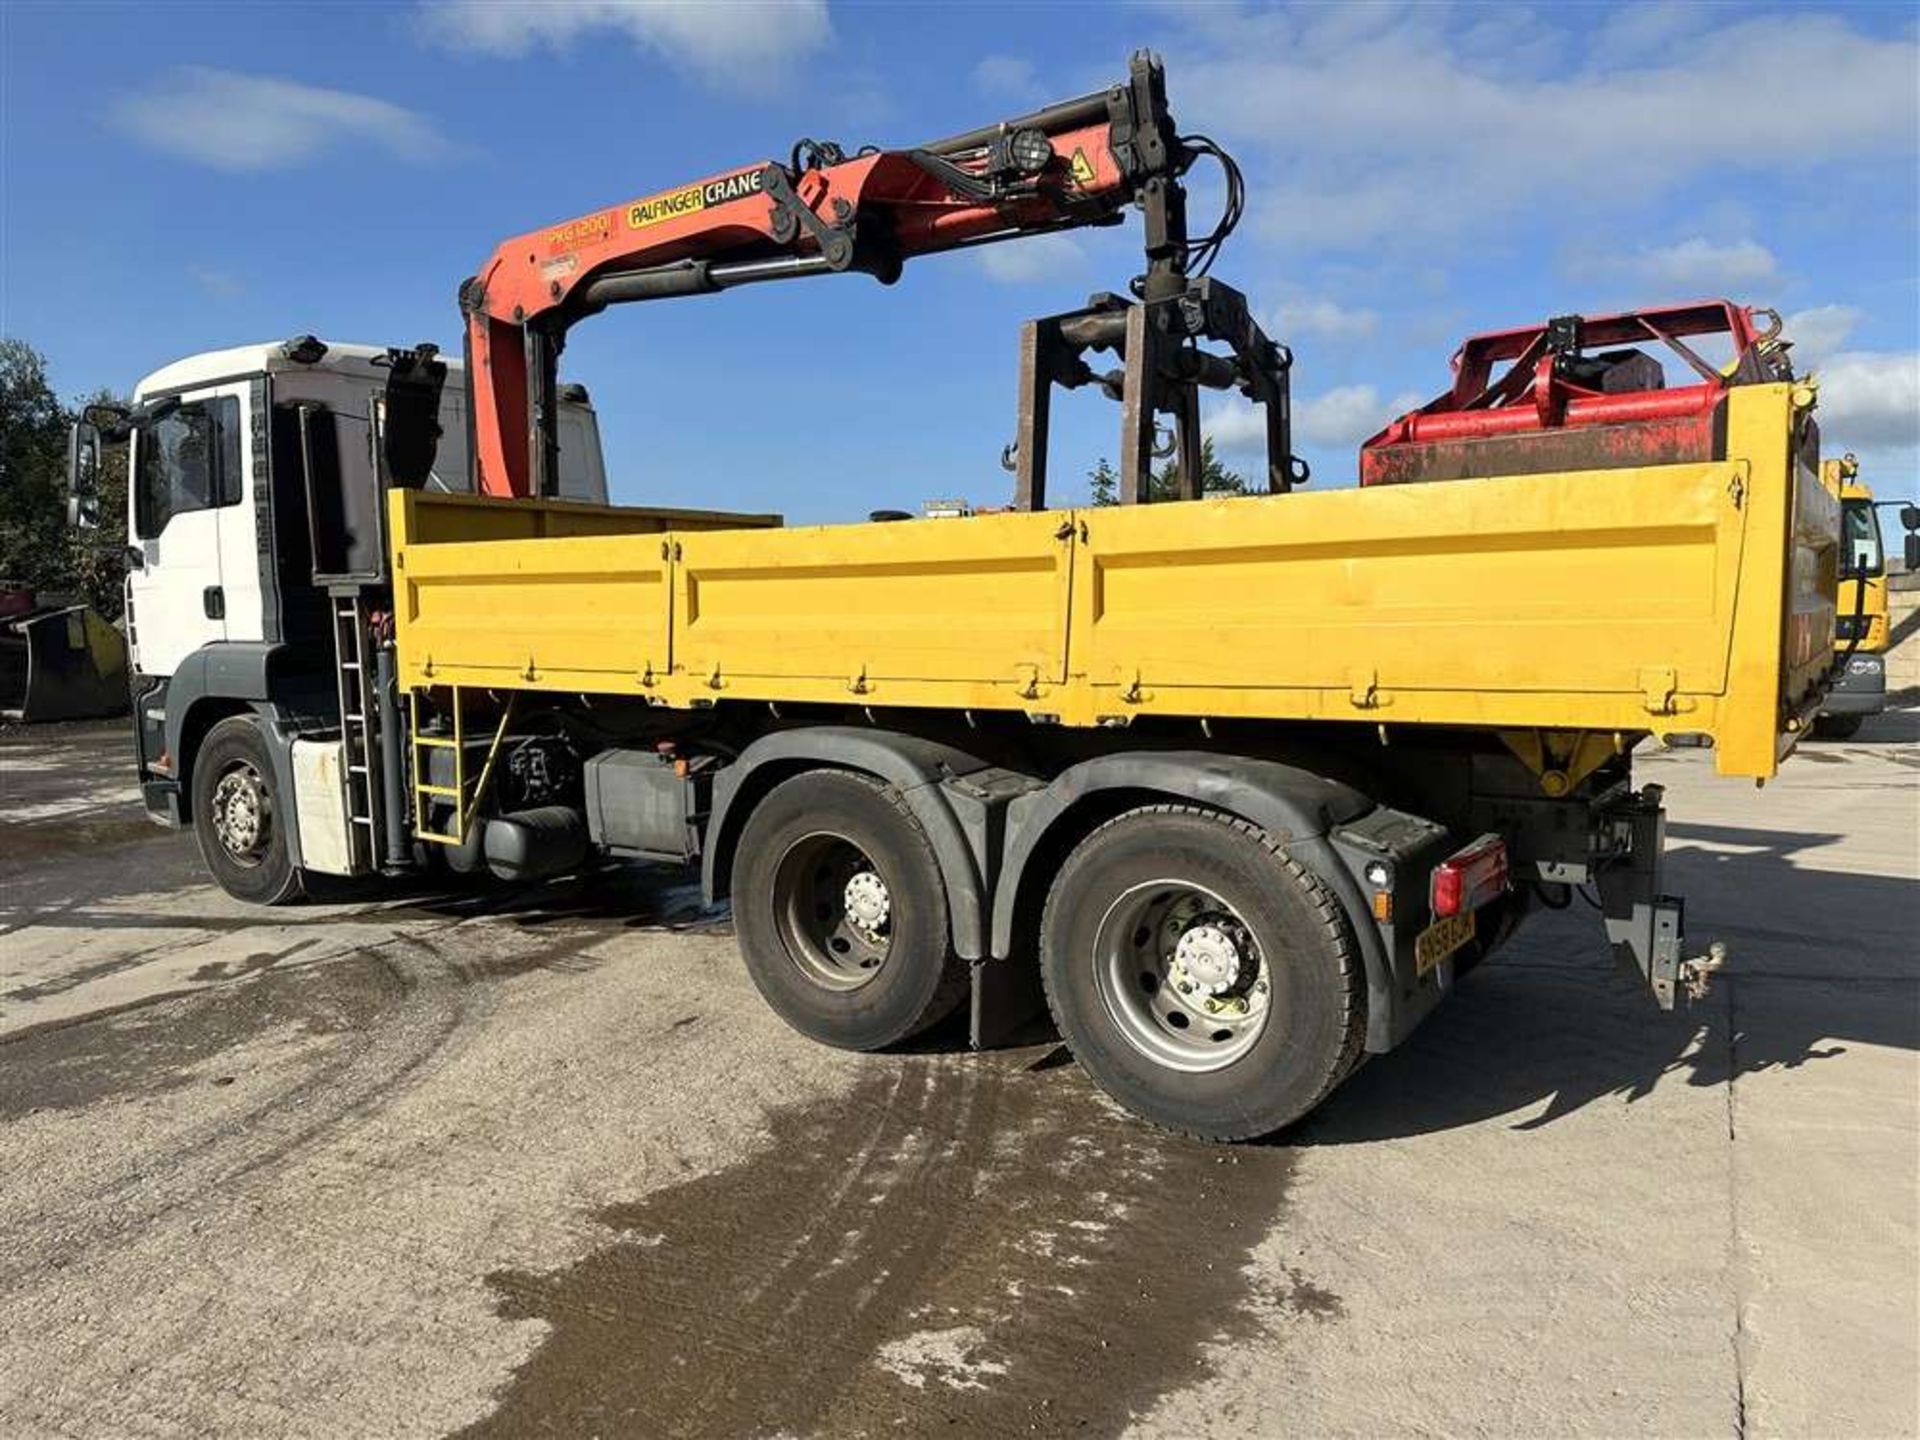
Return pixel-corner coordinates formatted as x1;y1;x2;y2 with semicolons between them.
1818;455;1890;738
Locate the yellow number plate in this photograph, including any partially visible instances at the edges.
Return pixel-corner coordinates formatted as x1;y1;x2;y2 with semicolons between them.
1415;910;1477;976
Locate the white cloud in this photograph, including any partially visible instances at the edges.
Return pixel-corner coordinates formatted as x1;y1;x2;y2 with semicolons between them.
973;55;1046;106
1270;297;1379;343
112;67;450;172
1209;386;1423;453
1569;237;1779;292
1168;9;1919;254
1585;1;1720;67
1812;352;1920;451
975;233;1085;285
1206;401;1269;453
418;0;830;91
1294;385;1425;449
1784;305;1862;370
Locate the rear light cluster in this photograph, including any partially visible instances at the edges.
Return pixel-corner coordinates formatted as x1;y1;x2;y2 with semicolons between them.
1835;615;1868;641
1430;834;1509;918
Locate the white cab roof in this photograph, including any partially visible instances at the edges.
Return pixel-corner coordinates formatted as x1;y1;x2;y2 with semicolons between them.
133;339;469;401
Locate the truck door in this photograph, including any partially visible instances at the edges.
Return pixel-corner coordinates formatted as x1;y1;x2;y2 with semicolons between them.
126;389;246;677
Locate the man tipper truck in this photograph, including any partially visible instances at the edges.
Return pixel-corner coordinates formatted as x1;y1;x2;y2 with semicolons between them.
70;55;1845;1141
1815;455;1890;739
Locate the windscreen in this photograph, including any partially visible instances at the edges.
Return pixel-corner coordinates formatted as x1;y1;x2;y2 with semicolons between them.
1842;499;1884;576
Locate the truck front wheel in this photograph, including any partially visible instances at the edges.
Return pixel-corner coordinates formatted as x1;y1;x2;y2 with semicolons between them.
732;770;968;1051
1039;805;1365;1141
190;715;303;906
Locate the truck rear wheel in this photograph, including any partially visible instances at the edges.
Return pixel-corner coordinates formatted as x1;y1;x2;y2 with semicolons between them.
732;770;968;1051
1039;805;1364;1141
191;715;303;906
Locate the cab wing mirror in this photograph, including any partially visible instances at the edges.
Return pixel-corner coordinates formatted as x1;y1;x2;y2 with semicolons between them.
1906;532;1919;573
66;420;102;529
379;344;447;489
1901;504;1920;533
83;401;131;437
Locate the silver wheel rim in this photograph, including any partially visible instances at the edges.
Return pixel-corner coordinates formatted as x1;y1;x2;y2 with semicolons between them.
1092;879;1271;1073
210;761;272;868
771;832;893;992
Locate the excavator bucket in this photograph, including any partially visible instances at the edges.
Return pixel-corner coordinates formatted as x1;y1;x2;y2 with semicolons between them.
0;602;129;723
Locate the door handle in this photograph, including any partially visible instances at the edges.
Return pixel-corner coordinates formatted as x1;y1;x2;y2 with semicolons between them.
203;585;225;620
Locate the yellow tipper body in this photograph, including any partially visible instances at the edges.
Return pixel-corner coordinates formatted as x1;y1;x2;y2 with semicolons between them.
391;385;1837;782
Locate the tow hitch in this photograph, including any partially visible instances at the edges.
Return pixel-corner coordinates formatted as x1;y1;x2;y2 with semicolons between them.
1682;942;1729;1003
1594;785;1730;1009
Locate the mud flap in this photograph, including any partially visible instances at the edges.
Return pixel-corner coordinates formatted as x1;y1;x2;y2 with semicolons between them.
0;605;129;723
970;955;1048;1049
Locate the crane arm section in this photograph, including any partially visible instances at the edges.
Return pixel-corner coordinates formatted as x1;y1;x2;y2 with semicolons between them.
461;54;1194;499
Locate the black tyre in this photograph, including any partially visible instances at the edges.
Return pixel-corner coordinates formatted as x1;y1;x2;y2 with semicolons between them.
1812;713;1864;740
190;715;303;906
1039;805;1364;1141
732;769;968;1051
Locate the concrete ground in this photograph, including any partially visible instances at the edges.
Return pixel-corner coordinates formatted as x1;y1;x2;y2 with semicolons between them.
1;715;1914;1439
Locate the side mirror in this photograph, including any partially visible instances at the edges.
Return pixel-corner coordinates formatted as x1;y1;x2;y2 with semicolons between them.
1901;504;1920;533
1906;532;1919;572
83;401;131;438
66;420;102;529
379;344;447;489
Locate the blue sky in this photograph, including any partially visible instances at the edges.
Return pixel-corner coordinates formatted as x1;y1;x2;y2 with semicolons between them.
4;1;1916;518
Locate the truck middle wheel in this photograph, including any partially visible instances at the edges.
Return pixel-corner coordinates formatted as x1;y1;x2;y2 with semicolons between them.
1039;804;1365;1141
731;769;968;1051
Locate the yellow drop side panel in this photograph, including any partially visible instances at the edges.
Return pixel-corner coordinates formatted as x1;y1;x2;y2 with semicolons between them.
1074;463;1744;721
676;510;1073;708
391;491;777;691
389;386;1835;781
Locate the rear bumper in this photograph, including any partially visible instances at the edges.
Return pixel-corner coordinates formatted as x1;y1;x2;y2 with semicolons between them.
1823;653;1887;716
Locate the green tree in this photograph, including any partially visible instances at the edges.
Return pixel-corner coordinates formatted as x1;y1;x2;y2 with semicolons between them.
0;338;69;592
0;339;129;615
1087;456;1118;506
1087;436;1249;505
1155;435;1248;500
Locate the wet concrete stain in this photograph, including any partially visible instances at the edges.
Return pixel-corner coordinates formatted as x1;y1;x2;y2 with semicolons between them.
460;1057;1303;1439
0;811;171;869
0;951;403;1120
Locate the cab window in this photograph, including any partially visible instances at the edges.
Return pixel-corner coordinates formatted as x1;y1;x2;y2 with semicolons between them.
1842;499;1884;577
134;396;242;539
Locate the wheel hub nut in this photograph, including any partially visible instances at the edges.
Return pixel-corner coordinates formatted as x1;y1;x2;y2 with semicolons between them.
843;870;891;932
1173;923;1241;995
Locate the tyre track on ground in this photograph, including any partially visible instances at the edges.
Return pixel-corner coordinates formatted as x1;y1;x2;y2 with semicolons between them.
0;909;627;1289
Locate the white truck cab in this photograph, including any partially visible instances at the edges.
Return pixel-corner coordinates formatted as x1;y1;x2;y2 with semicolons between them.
68;335;608;836
122;337;607;678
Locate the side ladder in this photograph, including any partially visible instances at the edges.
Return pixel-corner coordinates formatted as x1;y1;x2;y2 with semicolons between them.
330;593;385;870
409;685;515;846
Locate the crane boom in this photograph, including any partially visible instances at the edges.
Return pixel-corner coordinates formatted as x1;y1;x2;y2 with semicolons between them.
459;53;1212;500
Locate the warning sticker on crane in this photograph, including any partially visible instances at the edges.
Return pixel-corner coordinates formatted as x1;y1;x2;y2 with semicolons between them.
1068;148;1097;188
627;168;767;230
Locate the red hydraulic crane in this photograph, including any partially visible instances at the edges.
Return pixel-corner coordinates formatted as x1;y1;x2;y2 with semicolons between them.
453;53;1298;507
